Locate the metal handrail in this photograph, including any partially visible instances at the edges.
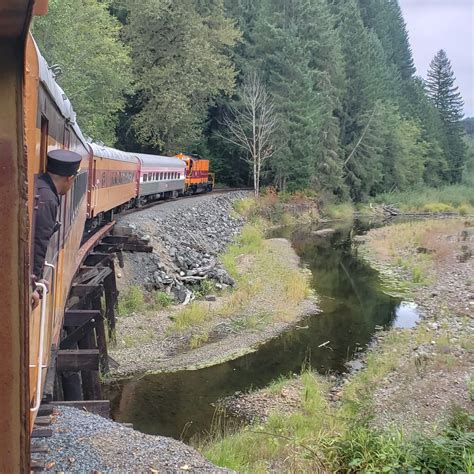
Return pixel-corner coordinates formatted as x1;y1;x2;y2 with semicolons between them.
30;281;48;413
44;262;55;323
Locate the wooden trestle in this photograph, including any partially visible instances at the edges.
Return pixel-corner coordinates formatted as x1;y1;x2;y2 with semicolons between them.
36;224;152;422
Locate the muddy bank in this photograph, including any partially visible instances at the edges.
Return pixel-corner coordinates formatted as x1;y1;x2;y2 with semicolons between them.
109;237;317;377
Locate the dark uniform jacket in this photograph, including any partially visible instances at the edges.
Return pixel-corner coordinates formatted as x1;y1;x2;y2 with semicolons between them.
33;173;60;282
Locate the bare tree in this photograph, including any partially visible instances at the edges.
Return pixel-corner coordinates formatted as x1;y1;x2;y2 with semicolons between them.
219;72;278;198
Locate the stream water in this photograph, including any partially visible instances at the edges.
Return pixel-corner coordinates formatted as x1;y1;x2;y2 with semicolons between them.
107;219;419;441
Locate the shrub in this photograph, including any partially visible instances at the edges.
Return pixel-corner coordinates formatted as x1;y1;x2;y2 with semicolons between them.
421;202;455;213
170;302;208;332
153;291;173;309
233;198;256;217
117;285;145;316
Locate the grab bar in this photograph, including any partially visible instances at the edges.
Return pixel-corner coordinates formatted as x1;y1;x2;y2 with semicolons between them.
44;262;55;323
30;281;48;413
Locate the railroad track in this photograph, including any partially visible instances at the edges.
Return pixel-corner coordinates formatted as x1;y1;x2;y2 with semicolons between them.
118;187;252;218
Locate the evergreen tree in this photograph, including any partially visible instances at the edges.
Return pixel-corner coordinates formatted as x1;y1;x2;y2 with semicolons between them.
122;0;239;152
357;0;415;81
426;50;466;182
426;50;464;124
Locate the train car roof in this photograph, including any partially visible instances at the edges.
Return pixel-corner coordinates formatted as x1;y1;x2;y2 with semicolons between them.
136;153;186;169
35;39;89;149
89;143;138;163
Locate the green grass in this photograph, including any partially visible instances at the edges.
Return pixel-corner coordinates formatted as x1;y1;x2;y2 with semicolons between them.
234;197;257;217
169;302;209;332
202;367;474;473
372;184;474;214
324;202;355;220
117;285;146;316
117;286;175;316
152;290;173;309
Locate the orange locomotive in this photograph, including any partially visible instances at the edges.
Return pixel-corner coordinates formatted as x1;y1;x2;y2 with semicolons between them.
175;153;215;194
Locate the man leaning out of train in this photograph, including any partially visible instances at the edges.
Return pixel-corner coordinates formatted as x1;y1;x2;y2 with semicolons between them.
31;149;82;309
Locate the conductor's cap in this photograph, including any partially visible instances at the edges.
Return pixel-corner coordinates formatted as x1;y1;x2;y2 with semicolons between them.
47;149;82;176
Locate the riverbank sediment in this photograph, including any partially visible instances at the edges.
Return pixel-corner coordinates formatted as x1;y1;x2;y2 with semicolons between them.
201;218;473;473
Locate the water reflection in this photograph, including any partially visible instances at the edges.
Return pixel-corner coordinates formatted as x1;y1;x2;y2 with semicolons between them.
108;220;419;440
393;302;419;328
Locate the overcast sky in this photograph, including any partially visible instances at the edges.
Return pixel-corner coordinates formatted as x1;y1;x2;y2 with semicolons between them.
399;0;474;117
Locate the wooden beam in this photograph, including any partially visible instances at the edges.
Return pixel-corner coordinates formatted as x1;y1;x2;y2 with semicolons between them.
31;428;53;438
122;243;153;252
42;345;58;403
37;405;53;417
50;400;110;419
57;350;100;372
60;319;97;350
84;252;114;266
87;267;113;286
64;310;100;327
70;284;103;298
102;235;129;244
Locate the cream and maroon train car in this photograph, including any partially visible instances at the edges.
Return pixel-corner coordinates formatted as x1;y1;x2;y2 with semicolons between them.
25;35;90;427
87;143;139;229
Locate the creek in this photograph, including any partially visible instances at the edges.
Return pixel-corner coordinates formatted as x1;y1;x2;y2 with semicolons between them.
106;219;419;441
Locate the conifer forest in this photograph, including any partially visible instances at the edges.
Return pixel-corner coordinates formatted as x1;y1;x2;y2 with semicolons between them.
33;0;472;201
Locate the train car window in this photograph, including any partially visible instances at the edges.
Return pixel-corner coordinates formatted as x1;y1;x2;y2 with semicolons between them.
63;126;71;149
39;115;49;173
144;174;148;182
102;172;106;187
159;172;163;180
71;171;87;219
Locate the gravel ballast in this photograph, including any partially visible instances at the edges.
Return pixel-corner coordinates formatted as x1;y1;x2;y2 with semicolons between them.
32;406;230;473
116;192;249;301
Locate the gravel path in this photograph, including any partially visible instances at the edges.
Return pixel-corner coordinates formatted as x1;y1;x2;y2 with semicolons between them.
32;406;231;473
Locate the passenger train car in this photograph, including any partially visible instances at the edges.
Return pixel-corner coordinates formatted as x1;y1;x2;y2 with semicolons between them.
26;35;91;426
136;153;186;203
88;143;138;229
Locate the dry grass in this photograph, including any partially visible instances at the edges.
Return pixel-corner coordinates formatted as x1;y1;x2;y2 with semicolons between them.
167;223;311;338
365;219;466;288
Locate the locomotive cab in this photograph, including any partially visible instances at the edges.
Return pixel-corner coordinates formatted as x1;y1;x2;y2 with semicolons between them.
175;153;214;194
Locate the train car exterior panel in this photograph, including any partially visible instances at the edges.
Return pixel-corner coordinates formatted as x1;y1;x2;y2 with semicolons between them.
137;153;186;199
88;144;139;218
26;36;90;427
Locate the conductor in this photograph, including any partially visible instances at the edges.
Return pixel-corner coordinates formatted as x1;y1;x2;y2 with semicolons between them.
31;149;82;309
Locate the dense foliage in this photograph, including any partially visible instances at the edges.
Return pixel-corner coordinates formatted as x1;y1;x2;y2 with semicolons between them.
33;0;470;201
32;0;133;144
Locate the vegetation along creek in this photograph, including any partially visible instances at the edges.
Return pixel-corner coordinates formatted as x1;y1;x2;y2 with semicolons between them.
106;219;419;442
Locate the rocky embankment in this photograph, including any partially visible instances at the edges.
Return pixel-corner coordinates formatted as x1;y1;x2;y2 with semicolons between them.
32;406;230;473
116;192;248;302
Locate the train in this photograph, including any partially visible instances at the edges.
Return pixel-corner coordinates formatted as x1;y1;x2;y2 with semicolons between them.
24;33;214;434
28;39;216;419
